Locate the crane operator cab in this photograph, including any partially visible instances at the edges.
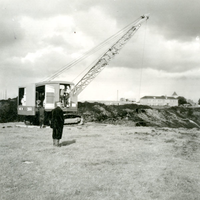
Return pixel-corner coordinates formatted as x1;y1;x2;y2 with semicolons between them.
18;81;81;125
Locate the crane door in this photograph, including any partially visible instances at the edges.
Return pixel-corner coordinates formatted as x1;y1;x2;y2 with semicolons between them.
44;85;55;110
18;83;36;115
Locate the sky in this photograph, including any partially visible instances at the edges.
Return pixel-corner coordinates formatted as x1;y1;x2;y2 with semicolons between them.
0;0;200;102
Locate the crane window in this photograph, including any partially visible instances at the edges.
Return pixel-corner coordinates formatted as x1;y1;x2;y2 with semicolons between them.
46;92;54;103
60;84;71;108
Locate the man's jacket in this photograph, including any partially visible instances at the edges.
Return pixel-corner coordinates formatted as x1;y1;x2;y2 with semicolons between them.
51;106;64;128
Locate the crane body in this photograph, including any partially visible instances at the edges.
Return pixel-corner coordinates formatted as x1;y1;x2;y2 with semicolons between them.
17;15;149;125
18;81;79;124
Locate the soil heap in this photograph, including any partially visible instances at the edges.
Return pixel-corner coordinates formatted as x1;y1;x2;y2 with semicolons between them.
78;102;200;128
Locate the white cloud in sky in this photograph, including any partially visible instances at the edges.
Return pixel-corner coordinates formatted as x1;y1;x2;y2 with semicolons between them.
0;0;200;102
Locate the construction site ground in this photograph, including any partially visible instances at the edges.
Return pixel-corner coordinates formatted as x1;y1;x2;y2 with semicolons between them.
1;102;200;199
1;118;200;199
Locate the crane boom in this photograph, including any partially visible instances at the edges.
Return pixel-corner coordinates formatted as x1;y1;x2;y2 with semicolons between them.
71;14;149;96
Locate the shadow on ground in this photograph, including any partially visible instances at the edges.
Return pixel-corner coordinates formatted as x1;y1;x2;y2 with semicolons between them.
60;140;76;146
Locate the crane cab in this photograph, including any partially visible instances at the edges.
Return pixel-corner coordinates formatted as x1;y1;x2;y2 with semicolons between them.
18;81;79;125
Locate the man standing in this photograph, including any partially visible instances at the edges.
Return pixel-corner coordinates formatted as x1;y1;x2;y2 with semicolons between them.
51;102;64;147
38;104;45;128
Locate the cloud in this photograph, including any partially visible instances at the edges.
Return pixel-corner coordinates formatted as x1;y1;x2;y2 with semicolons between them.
0;0;200;102
97;0;200;41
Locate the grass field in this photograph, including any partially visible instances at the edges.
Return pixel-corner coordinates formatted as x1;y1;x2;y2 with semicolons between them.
0;122;200;200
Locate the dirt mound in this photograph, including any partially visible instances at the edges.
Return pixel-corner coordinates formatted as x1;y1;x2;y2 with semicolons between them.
78;102;200;128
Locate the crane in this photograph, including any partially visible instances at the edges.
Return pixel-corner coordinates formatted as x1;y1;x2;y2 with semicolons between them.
17;14;149;125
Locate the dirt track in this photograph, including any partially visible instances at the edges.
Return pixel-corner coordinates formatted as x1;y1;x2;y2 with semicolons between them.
0;122;200;200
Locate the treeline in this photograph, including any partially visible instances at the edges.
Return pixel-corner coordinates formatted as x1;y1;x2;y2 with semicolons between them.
0;98;19;123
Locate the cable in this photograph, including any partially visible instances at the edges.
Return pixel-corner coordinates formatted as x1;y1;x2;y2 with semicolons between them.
42;17;142;82
138;20;148;101
44;24;134;81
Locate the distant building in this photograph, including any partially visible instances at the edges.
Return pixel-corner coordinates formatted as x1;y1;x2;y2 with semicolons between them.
172;91;178;98
140;95;178;107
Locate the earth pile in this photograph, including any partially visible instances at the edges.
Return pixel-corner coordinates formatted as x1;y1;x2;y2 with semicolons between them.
1;98;200;128
78;102;200;128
